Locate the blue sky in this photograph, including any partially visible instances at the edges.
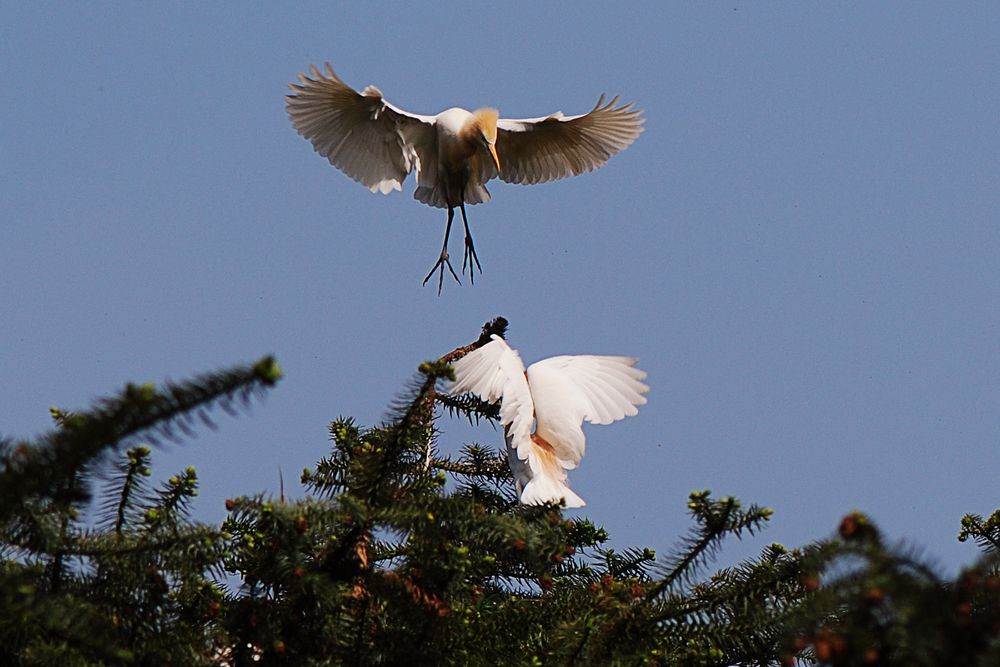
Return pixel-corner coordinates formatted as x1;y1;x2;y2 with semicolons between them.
3;3;999;573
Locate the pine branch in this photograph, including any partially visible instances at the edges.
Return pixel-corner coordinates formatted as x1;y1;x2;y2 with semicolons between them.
960;511;1000;554
436;393;501;425
46;464;85;593
94;445;154;536
142;465;200;536
0;356;281;519
431;444;510;481
648;491;773;600
62;525;224;559
601;546;658;581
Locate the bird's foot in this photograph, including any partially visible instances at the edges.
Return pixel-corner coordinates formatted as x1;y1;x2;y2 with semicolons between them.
422;251;461;295
462;235;483;282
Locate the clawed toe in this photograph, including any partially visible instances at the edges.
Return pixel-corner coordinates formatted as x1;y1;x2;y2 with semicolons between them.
462;236;483;282
424;204;483;292
423;252;461;295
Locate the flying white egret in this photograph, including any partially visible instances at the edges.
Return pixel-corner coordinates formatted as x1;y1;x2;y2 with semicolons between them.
286;64;645;291
448;335;648;507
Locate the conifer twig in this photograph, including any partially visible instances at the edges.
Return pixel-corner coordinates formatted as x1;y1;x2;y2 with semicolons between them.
420;317;509;469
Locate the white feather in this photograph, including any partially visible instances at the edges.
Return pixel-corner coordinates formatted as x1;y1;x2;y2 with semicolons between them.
448;336;649;507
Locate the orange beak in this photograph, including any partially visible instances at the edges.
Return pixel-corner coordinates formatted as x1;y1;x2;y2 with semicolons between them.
488;143;501;173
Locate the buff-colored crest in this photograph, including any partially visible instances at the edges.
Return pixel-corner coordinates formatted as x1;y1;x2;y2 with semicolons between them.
472;108;499;143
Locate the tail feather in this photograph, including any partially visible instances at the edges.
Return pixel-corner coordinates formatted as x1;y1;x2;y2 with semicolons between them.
463;181;491;205
413;185;447;209
413;183;491;208
520;475;586;508
506;430;586;508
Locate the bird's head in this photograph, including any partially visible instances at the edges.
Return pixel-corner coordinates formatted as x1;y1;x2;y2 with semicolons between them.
472;108;501;173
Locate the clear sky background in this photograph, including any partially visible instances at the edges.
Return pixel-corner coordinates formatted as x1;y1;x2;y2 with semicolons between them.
3;3;999;574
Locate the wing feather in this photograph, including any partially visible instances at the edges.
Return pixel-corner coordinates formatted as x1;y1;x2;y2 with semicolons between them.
528;356;648;467
448;336;533;452
494;95;645;185
286;64;437;194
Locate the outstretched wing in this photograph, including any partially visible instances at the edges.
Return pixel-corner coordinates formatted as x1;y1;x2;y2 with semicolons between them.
494;95;645;185
527;355;648;469
448;335;533;450
286;63;437;194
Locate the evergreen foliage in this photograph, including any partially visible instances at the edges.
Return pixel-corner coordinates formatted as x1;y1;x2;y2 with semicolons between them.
2;324;1000;665
0;357;281;666
780;513;1000;665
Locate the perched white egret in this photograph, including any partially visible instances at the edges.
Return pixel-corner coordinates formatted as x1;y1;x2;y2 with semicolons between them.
448;335;648;507
286;64;645;291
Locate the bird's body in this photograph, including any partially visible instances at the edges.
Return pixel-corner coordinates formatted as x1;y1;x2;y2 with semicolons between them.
286;64;644;291
449;335;649;507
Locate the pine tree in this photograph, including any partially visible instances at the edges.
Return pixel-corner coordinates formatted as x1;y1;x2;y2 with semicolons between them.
4;320;1000;665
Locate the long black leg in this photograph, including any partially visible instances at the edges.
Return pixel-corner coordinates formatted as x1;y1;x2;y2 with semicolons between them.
422;207;461;294
459;202;482;282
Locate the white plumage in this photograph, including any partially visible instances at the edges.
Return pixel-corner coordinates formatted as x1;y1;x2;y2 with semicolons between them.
449;335;649;507
286;64;645;291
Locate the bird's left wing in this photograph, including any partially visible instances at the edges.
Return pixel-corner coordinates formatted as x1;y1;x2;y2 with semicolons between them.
286;64;437;194
494;95;645;185
528;355;648;468
448;335;534;449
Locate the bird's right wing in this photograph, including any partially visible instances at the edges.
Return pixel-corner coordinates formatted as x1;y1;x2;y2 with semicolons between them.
286;64;437;194
528;355;648;468
448;335;534;450
494;95;645;185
